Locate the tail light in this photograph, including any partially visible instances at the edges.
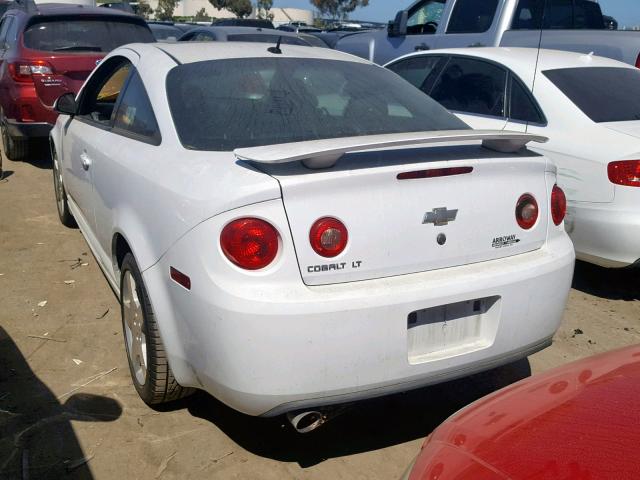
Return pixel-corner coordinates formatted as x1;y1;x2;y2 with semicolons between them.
515;194;538;230
8;61;54;83
608;160;640;187
309;217;348;257
551;184;567;226
636;53;640;69
220;218;279;270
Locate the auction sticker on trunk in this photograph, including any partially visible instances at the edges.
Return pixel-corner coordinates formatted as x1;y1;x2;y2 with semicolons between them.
492;234;521;249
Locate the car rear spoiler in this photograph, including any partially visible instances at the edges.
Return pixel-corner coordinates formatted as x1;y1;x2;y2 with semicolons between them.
234;130;548;169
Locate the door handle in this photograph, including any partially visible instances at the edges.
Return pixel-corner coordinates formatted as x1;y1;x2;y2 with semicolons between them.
415;43;430;51
468;42;485;47
80;151;92;171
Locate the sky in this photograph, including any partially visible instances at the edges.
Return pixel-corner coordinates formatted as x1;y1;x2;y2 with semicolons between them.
271;0;640;28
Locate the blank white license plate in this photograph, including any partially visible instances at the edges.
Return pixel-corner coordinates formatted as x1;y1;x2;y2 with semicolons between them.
407;296;500;364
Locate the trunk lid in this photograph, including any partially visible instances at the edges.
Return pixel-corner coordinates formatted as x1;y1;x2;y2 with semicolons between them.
602;120;640;140
238;132;550;286
31;53;104;107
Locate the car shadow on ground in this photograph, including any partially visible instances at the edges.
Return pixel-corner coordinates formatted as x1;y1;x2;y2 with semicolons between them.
0;327;122;479
572;260;640;301
179;358;531;468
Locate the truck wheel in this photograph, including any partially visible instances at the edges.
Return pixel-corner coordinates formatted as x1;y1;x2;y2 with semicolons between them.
52;147;76;228
120;253;194;405
1;121;28;161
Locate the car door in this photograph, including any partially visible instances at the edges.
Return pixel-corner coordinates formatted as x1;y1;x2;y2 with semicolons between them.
427;55;509;129
440;0;504;48
61;55;134;256
91;68;162;271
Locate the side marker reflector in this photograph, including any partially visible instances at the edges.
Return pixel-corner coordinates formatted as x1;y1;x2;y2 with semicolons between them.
170;267;191;290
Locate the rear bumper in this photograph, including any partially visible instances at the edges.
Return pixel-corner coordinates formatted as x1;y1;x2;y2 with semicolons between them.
5;119;52;139
566;202;640;268
143;225;575;416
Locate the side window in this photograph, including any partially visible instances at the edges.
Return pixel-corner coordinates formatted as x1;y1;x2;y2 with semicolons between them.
430;57;507;117
573;0;605;29
194;32;215;41
508;76;544;124
446;0;499;34
511;0;544;30
387;56;443;90
407;0;447;35
113;71;161;144
544;0;573;29
79;58;131;126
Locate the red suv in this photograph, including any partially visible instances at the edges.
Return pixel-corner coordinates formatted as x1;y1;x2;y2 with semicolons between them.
0;3;154;160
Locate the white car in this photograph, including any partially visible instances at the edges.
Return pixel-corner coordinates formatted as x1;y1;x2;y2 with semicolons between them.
387;48;640;269
50;42;574;427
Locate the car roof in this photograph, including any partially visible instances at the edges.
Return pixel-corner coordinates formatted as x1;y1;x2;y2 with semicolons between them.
8;2;142;18
135;41;370;65
185;25;303;38
391;47;633;86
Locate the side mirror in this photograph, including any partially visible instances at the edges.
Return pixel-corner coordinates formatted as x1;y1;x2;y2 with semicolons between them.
388;10;408;37
54;92;78;116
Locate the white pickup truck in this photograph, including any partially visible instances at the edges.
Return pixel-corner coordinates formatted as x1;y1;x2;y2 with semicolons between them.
337;0;640;66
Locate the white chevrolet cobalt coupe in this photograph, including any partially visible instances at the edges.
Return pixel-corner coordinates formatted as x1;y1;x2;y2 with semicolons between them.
50;43;574;429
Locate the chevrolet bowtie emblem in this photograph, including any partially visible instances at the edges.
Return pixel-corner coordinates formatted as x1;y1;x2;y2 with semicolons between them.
423;208;458;226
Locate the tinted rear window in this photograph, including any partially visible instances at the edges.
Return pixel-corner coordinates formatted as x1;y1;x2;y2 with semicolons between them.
512;0;605;30
167;58;468;151
225;34;309;46
544;67;640;122
24;18;154;52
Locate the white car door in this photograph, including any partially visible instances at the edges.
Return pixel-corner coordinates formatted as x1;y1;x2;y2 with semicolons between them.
61;55;136;268
91;67;163;275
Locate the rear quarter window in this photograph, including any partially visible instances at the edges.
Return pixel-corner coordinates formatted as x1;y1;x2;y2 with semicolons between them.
544;67;640;123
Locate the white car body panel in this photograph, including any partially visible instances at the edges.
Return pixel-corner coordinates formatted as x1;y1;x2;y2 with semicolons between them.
387;48;640;268
51;43;575;416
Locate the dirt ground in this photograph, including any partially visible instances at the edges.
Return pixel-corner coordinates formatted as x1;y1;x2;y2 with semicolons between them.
1;152;639;480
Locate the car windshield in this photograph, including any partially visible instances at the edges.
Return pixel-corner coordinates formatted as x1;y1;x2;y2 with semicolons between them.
24;18;155;52
167;58;468;151
544;67;640;123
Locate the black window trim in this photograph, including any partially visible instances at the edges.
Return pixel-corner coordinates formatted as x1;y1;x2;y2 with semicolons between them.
75;58;162;146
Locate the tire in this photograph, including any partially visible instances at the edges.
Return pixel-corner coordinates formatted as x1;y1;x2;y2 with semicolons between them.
1;119;28;161
52;147;76;228
120;253;194;405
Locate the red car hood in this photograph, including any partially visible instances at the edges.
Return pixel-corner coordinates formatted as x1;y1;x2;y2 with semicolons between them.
410;345;640;480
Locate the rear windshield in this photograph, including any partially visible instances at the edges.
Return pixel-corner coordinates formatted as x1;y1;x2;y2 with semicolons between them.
225;34;309;46
24;18;154;52
166;58;468;151
544;67;640;123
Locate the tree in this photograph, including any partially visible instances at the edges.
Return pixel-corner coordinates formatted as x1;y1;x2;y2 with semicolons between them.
256;0;273;20
310;0;369;19
194;7;211;21
209;0;253;18
137;0;153;19
155;0;178;21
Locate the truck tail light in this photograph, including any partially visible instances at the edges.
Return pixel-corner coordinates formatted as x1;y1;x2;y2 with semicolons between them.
608;160;640;187
515;194;538;230
8;61;54;83
551;185;567;226
220;218;279;270
636;53;640;69
309;217;348;257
